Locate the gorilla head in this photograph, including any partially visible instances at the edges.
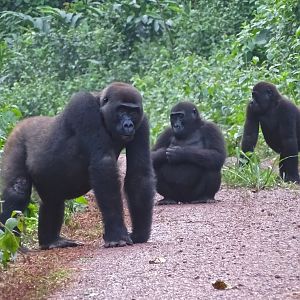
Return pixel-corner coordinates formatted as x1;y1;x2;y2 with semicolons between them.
170;101;200;139
250;81;281;114
100;82;144;142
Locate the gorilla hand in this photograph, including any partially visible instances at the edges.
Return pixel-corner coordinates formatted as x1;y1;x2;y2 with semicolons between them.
166;146;184;163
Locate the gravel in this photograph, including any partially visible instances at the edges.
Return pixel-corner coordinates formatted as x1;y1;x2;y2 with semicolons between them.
49;187;300;300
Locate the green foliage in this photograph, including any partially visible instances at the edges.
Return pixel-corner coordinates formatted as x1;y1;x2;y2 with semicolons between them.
0;105;22;148
0;0;66;13
172;0;256;56
0;211;24;267
104;0;176;45
23;202;39;241
222;149;280;191
134;0;300;152
64;196;88;225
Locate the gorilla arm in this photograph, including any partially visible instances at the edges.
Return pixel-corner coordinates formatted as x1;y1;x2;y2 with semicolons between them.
151;128;173;168
124;118;155;243
166;122;226;170
241;104;259;153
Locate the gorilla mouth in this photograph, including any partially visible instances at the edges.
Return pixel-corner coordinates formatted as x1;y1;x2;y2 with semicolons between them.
121;134;134;141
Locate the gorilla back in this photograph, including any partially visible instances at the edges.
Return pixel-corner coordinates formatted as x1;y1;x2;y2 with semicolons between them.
0;82;155;249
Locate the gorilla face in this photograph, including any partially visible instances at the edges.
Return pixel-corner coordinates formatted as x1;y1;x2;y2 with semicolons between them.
170;102;199;139
170;111;185;135
100;83;144;142
115;103;142;141
250;82;278;114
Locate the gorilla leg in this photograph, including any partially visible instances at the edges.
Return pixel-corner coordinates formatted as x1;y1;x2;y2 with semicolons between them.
155;164;208;204
0;176;32;225
190;171;221;203
38;197;82;250
155;169;181;205
279;154;300;183
125;174;154;243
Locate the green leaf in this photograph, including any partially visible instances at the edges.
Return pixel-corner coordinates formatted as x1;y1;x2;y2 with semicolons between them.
255;29;269;45
154;20;160;32
74;196;88;205
0;233;19;253
296;26;300;37
5;218;18;231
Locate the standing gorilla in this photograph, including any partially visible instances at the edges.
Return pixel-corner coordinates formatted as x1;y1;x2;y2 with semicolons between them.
152;102;226;205
241;81;300;183
0;82;155;249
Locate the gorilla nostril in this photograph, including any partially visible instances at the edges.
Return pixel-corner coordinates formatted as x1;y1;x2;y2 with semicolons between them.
124;122;133;129
123;120;134;134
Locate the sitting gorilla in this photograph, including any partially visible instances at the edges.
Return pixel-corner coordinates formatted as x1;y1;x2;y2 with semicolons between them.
241;81;300;183
0;82;155;249
152;102;226;205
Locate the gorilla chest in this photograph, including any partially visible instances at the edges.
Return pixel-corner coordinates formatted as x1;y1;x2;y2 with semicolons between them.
170;130;205;148
260;117;281;151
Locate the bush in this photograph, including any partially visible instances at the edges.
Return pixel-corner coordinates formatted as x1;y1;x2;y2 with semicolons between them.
0;211;25;268
0;105;22;149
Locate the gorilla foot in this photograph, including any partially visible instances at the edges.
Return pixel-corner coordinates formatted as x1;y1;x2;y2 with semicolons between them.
283;175;300;184
104;236;133;248
190;197;217;204
40;237;84;250
156;198;178;205
130;232;150;244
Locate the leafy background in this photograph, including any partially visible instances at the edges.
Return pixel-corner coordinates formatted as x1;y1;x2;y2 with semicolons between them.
0;0;299;265
0;0;299;152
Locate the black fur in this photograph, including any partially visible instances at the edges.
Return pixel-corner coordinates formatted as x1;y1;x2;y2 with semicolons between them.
0;82;155;249
241;81;300;183
152;102;226;204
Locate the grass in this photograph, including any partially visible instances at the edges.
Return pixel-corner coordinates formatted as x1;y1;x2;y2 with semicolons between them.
222;149;283;191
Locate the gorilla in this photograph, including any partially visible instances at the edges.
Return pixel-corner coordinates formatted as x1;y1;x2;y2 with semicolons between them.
152;102;226;205
241;81;300;183
0;82;155;249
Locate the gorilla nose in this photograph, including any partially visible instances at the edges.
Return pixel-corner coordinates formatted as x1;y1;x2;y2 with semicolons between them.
173;123;181;131
123;120;134;135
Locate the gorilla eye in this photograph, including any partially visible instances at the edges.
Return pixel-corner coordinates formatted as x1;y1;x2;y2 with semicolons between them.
102;97;109;104
267;88;273;96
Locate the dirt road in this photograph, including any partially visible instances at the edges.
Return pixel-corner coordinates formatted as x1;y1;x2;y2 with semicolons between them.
49;187;300;300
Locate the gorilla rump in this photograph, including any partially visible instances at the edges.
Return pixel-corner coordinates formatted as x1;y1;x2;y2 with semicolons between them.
241;81;300;183
152;102;226;205
0;82;155;249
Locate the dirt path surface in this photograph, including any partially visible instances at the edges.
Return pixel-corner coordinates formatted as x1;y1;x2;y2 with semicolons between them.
49;187;300;300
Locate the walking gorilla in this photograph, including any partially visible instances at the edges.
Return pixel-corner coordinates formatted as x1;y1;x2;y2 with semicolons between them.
0;82;155;249
241;81;300;183
152;102;226;205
